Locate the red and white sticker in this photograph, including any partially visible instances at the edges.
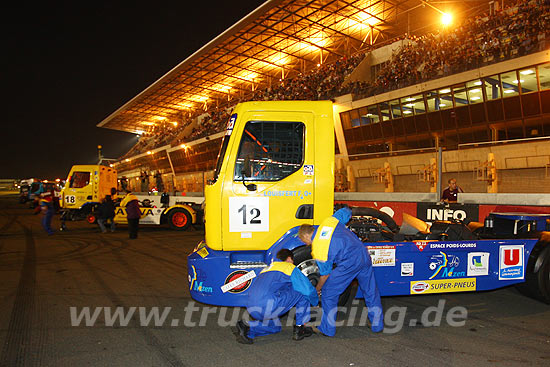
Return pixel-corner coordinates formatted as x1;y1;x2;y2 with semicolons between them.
411;281;430;294
415;241;429;252
221;270;256;293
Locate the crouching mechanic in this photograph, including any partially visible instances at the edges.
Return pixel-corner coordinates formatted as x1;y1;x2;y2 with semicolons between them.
298;207;384;336
234;249;318;344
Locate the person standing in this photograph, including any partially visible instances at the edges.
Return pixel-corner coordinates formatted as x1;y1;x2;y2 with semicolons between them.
298;207;384;337
140;171;148;192
233;249;318;344
441;178;464;203
120;190;140;239
120;176;128;192
144;171;150;192
97;195;116;233
155;172;164;192
39;192;55;235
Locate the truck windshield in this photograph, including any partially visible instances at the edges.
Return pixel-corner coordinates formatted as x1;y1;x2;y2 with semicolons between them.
70;172;91;188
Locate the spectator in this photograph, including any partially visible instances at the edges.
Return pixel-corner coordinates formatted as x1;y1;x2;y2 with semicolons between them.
140;171;148;192
118;0;550;159
110;187;119;202
155;172;164;192
120;176;128;192
441;178;464;203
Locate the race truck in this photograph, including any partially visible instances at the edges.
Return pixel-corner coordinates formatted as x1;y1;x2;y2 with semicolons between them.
20;179;61;209
18;178;34;203
59;164;202;230
187;100;550;306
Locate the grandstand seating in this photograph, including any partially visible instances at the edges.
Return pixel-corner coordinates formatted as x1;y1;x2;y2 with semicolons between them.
115;0;550;195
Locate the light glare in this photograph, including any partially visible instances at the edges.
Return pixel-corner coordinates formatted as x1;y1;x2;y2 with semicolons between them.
441;13;452;26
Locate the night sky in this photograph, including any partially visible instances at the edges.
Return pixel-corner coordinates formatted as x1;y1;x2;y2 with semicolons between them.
1;1;265;179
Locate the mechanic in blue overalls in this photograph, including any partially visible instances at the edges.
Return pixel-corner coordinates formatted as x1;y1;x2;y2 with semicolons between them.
298;207;384;336
234;249;318;344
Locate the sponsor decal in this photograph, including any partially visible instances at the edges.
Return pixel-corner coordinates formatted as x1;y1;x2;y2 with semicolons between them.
428;242;477;250
115;208;160;217
429;252;464;279
319;226;333;240
197;247;209;258
225;114;237;136
499;245;524;280
368;245;396;267
467;252;490;276
410;278;476;294
411;281;429;293
221;270;256;293
401;262;414;276
414;241;430;252
263;190;311;199
193;281;213;293
189;265;211;293
303;165;314;176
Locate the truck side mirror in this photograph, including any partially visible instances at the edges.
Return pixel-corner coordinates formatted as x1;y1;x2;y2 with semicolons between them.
241;157;257;191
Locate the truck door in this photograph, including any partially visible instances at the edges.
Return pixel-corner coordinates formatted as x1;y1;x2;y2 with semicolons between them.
221;111;315;251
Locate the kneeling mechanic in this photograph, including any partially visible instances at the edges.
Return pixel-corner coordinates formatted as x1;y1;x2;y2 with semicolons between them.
234;249;318;344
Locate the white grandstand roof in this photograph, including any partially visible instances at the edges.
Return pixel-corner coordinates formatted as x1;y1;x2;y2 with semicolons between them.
98;0;491;133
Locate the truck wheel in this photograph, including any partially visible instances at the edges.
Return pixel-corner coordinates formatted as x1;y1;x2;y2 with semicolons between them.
86;213;97;224
292;246;357;311
168;208;191;230
518;243;550;304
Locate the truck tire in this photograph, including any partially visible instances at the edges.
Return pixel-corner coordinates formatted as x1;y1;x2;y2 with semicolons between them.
292;246;357;310
168;208;191;231
518;242;550;304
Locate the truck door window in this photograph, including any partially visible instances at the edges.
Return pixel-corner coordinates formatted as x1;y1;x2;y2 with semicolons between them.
69;172;91;188
234;121;304;181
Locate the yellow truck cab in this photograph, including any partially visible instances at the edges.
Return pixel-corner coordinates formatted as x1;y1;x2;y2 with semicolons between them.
189;101;335;305
61;165;117;211
60;165;117;226
205;100;334;251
